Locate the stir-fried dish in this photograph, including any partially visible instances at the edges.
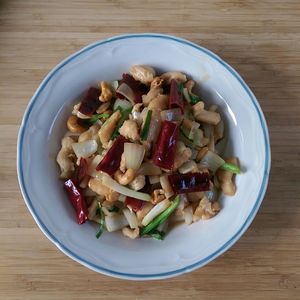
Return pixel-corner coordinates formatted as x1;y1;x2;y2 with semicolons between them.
56;65;241;240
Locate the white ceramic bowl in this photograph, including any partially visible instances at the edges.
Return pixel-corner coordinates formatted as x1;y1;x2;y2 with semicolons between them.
17;33;271;280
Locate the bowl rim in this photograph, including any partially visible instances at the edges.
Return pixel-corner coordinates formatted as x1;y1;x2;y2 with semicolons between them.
17;33;271;280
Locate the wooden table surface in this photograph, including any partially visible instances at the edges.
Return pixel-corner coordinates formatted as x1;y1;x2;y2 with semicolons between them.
1;0;299;299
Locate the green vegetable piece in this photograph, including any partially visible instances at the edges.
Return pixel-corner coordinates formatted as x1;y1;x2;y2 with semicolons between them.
111;107;132;140
141;196;180;236
220;162;241;174
141;110;152;141
148;230;165;240
178;83;184;93
88;113;110;124
95;202;105;239
179;127;197;149
190;94;202;105
108;206;119;213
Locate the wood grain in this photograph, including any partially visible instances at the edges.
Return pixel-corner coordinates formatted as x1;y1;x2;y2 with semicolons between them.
0;0;299;299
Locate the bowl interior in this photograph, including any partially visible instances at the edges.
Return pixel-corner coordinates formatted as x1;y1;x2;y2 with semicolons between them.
18;34;269;279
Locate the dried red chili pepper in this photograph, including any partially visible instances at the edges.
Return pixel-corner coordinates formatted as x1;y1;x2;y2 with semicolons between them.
64;179;88;224
78;87;101;116
168;172;210;194
169;79;184;113
152;120;178;170
96;135;128;175
124;196;144;212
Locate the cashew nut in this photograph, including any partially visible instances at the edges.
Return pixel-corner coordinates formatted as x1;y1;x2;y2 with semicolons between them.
150;76;164;89
98;110;122;146
161;71;187;84
56;136;76;179
173;141;192;170
187;191;205;202
119;119;140;141
99;81;113;102
88;177;119;202
196;146;208;162
193;196;220;221
67;115;87;133
152;189;166;204
142;86;163;106
148;94;169;112
119;153;126;173
122;227;140;239
192;103;221;125
96;101;111;114
78;124;100;143
214;120;224;142
114;168;136;185
216;157;238;196
159;174;174;199
128;174;145;191
129;65;156;85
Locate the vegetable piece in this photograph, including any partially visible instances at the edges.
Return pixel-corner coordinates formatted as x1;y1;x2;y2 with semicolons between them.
108;206;119;213
87;155;102;177
111;107;132;139
149;175;160;184
72;140;98;158
87;113;110;125
201;150;225;173
179;128;197;149
152;120;179;170
110;80;119;92
74;157;88;183
95;202;105;238
138;162;162;176
182;87;191;103
113;99;132;112
96;135;128;176
141;196;180;235
169;79;184;113
168;172;210;194
160;108;183;122
78;87;101;116
159;175;174;199
124;143;145;170
102;174;151;201
64;179;88;224
141;110;152;141
125;196;144;212
123;208;139;229
220;162;241;174
148;230;165;240
142;199;171;226
190;93;202;105
118;73;148;103
105;214;129;232
183;205;193;225
116;83;136;104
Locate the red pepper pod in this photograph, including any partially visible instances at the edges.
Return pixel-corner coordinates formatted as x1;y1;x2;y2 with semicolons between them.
96;135;128;175
168;172;210;194
78;87;101;116
64;179;88;224
169;79;184;113
124;196;144;212
152;120;178;170
74;157;88;183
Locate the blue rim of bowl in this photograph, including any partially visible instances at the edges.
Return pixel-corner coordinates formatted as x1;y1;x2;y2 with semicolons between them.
17;33;271;280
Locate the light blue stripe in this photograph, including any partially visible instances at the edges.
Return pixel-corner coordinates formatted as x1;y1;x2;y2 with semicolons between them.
17;33;271;280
